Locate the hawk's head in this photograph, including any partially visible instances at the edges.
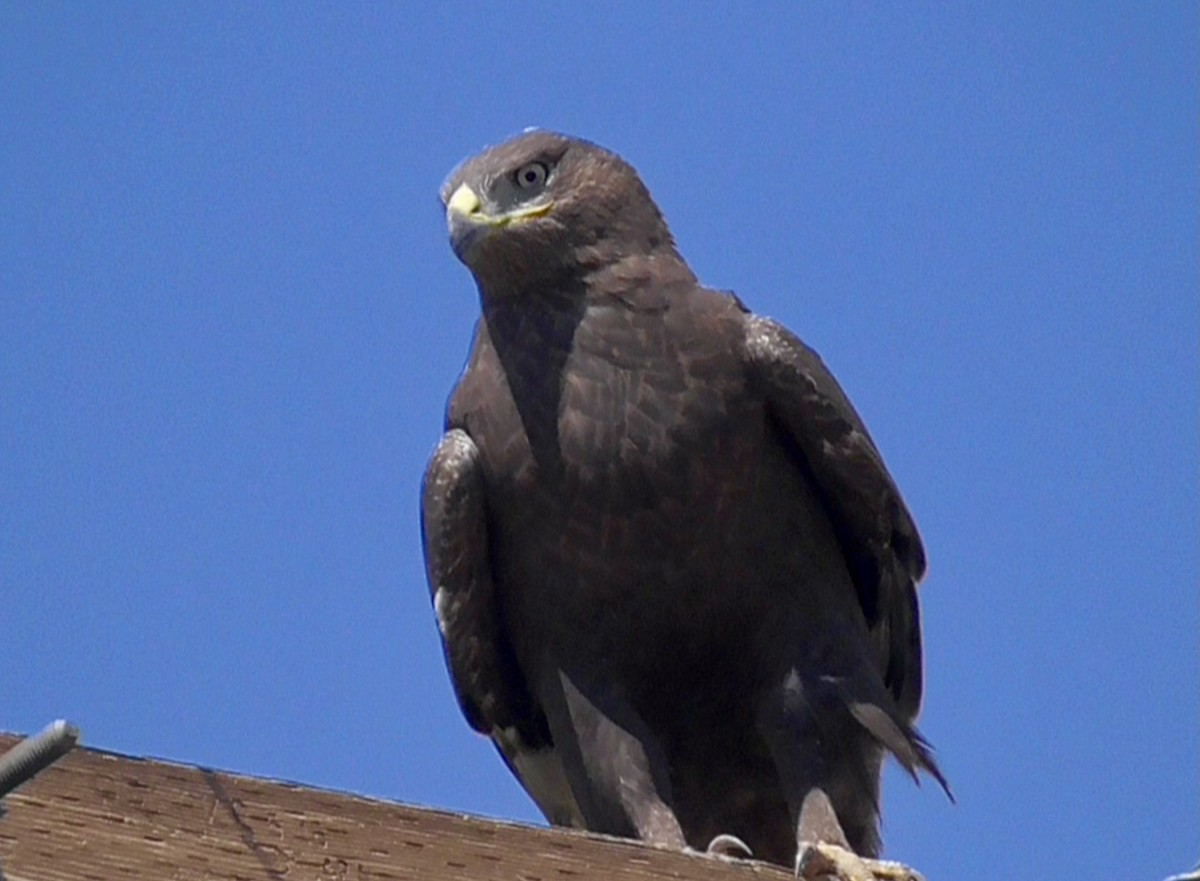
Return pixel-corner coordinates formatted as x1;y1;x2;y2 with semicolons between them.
440;131;678;296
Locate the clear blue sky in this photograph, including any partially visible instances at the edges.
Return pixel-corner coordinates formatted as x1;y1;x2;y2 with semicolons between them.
2;4;1195;878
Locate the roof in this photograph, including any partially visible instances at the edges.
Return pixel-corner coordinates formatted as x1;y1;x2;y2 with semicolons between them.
0;733;789;880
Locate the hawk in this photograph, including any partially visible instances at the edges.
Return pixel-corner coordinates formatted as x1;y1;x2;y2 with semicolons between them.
421;130;949;879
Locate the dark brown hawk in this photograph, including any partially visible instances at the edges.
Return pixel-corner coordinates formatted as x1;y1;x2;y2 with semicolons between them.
421;130;949;880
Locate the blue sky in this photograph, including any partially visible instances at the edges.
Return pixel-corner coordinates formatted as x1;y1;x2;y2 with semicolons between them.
2;4;1195;878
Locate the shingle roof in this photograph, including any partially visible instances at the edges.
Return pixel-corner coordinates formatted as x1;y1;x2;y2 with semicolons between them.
0;733;786;880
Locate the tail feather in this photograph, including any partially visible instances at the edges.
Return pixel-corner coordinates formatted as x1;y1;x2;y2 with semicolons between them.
850;701;954;803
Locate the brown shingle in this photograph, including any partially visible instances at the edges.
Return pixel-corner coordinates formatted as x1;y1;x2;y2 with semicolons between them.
0;734;788;880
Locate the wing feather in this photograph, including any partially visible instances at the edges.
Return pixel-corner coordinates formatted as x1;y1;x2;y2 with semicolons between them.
743;316;927;719
421;429;585;824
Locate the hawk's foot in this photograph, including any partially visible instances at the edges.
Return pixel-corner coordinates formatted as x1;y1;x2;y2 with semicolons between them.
796;842;925;881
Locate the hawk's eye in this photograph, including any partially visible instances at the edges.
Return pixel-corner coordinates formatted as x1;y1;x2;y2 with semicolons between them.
515;161;549;190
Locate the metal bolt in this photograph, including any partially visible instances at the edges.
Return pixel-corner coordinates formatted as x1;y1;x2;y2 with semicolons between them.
0;720;81;798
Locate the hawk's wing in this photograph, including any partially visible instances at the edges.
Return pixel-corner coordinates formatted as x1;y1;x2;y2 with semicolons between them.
420;429;584;827
742;316;927;720
744;316;950;795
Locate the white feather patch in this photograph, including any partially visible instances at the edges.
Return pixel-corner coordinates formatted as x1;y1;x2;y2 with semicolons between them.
493;726;585;828
433;587;452;636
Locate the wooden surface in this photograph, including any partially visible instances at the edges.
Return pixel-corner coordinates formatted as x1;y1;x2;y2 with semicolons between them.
0;733;790;881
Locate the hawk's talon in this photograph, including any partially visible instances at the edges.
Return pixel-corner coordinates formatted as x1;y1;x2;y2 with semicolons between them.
706;833;753;859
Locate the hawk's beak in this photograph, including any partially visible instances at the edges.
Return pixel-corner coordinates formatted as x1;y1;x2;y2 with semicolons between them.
445;184;489;263
445;183;554;264
447;184;483;220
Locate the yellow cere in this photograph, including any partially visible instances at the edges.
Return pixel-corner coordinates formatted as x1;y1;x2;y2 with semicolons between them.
501;200;554;224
